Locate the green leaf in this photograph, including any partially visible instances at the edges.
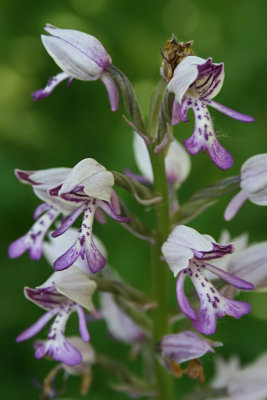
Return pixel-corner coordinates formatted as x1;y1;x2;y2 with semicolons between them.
112;171;162;205
171;176;240;225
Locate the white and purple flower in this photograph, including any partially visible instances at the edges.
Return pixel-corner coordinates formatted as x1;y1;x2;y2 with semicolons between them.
225;154;267;221
9;158;129;273
209;353;267;400
17;267;97;366
168;56;254;170
162;225;254;335
100;292;148;344
132;132;191;189
32;24;119;111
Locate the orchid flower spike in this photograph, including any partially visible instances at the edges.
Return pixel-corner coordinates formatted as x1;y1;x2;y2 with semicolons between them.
225;154;267;221
32;24;119;111
168;56;254;170
159;330;222;376
132;132;191;189
162;225;254;335
17;267;97;366
9;158;129;273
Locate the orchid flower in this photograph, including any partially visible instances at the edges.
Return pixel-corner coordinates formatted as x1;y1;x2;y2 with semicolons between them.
168;56;254;170
209;354;267;400
160;331;222;375
225;154;267;220
100;292;148;344
17;267;97;366
32;24;119;111
162;225;254;335
132;132;191;189
9;158;129;273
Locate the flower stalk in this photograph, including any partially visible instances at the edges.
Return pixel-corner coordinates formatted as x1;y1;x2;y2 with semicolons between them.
148;95;175;397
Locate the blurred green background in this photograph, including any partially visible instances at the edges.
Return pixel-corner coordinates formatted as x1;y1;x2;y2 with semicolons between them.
1;0;267;398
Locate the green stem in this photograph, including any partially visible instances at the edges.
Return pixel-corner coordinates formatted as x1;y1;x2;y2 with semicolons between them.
148;147;175;400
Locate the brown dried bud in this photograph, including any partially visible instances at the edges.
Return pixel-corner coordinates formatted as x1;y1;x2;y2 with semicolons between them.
161;34;194;81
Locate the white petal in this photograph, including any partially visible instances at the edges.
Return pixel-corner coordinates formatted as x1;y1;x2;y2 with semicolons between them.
228;242;267;288
165;139;191;188
249;187;267;205
241;154;267;194
41;35;103;80
31;167;70;187
60;158;114;202
166;225;213;252
44;25;111;67
53;266;97;311
168;56;207;104
133;132;153;182
162;241;193;276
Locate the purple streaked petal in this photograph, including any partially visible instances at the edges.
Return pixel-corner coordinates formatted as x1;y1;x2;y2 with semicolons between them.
33;203;52;220
200;242;234;260
222;297;251;320
100;72;119;112
224;190;248;221
208;100;254;122
15;169;38;185
204;263;254;290
176;270;197;320
54;242;80;271
207;137;233;170
76;305;90;342
32;72;69;101
24;286;65;309
171;100;181;125
98;200;131;222
51;204;84;237
16;309;58;342
9;208;59;260
196;59;224;100
192;304;217;335
9;234;31;259
81;237;106;274
35;338;82;366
